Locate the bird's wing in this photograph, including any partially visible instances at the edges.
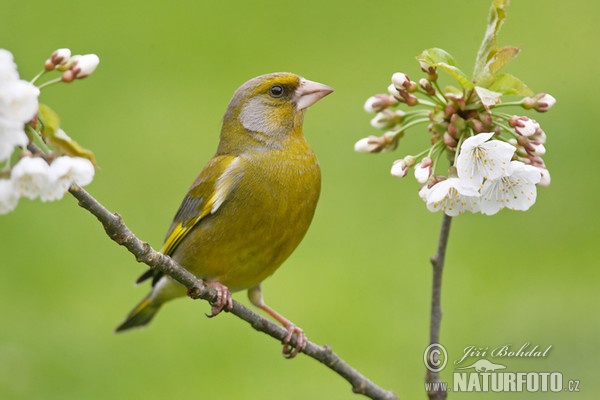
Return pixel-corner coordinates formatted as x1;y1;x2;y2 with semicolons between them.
136;155;243;285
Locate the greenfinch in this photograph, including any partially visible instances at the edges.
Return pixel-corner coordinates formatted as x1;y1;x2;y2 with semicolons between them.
116;72;333;357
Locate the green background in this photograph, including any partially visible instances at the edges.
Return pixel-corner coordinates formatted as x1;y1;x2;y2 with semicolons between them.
1;0;597;399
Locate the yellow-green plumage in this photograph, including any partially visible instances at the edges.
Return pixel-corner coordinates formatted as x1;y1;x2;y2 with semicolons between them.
116;72;332;333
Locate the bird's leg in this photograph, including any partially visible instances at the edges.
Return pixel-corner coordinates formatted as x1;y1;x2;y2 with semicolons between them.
203;281;233;317
248;285;307;358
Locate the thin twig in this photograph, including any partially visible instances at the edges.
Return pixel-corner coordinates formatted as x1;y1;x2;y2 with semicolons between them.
425;213;452;400
67;184;399;400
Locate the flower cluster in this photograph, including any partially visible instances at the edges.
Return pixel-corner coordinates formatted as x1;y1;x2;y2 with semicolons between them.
1;155;94;213
0;48;99;214
355;0;556;218
0;49;40;162
43;49;100;82
354;0;557;216
356;65;554;216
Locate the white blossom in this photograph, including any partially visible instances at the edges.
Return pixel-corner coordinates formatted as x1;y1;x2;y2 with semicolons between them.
480;161;541;215
419;184;431;201
0;179;19;214
0;50;39;162
426;178;481;216
0;117;28;162
41;156;95;201
0;79;40;123
0;49;19;82
456;132;515;187
10;157;52;199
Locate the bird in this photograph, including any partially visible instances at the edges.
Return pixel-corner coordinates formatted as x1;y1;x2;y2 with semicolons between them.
116;72;333;357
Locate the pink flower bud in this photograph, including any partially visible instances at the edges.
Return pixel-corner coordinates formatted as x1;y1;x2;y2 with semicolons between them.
70;54;100;79
414;157;432;184
524;93;556;113
363;94;397;113
538;168;551;186
510;116;540;137
51;48;72;66
419;78;435;95
391;72;411;89
391;158;409;178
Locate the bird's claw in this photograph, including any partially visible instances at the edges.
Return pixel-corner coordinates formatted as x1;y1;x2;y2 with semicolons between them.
204;282;233;318
281;325;306;359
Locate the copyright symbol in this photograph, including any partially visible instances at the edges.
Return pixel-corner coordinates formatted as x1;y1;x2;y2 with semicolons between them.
424;343;447;372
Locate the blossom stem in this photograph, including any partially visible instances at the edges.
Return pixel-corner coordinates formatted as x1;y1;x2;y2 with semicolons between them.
30;69;47;85
429;141;447;175
453;132;467;165
398;117;431;132
492;100;524;109
37;77;63;90
418;90;446;107
494;121;517;137
417;99;438;108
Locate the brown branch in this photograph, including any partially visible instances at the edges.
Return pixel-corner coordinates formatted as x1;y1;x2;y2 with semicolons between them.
67;184;399;400
425;213;452;400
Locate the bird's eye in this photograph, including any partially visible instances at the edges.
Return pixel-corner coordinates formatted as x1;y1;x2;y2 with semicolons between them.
269;85;284;98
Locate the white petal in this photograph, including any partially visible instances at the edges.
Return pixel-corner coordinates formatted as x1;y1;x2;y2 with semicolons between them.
50;156;95;186
460;132;495;151
0;118;28;162
480;161;540;214
0;80;40;123
0;178;20;214
0;49;19;82
11;157;52;199
456;134;515;187
426;178;481;216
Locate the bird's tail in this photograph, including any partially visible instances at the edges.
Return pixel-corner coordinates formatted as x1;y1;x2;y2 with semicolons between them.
115;294;162;333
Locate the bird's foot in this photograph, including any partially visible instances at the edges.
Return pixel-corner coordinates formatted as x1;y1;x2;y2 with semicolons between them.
282;324;307;359
204;282;233;317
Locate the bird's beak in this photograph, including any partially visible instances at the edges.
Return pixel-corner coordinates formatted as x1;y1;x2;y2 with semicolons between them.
294;78;334;111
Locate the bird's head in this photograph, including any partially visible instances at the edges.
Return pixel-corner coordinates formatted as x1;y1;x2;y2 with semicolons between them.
219;72;333;153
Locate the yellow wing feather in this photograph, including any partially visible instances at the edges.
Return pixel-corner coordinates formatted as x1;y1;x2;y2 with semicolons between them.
161;155;241;256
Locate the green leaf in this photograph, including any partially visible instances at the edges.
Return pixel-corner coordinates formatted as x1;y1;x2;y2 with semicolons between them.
37;103;61;136
488;46;520;75
472;0;510;83
417;47;457;67
38;103;98;167
417;48;473;89
487;73;534;96
476;46;521;88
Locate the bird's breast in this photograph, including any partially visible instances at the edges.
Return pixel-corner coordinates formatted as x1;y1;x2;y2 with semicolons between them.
174;140;321;291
